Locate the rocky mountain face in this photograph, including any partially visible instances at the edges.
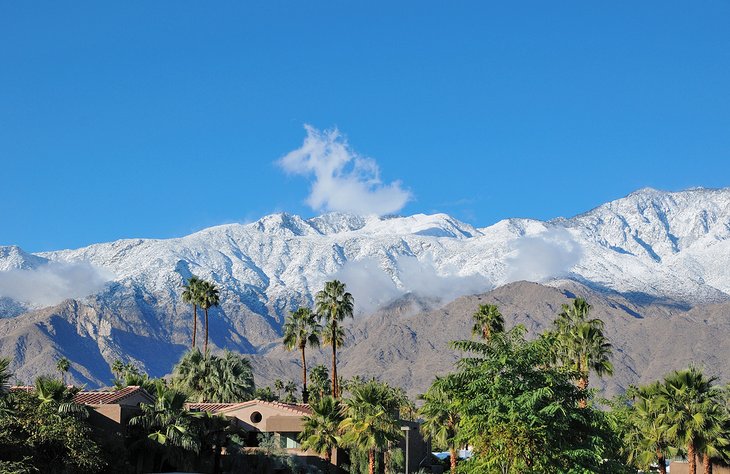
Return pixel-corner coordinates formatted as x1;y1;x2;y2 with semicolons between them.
0;187;729;393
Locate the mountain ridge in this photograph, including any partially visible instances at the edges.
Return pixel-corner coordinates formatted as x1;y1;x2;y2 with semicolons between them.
1;187;730;389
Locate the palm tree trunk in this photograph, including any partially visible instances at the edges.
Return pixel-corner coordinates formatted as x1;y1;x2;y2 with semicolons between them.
204;308;209;353
192;304;197;348
450;447;457;473
577;373;588;408
368;449;375;474
301;345;308;403
704;455;712;474
688;440;696;474
331;328;338;398
657;449;666;474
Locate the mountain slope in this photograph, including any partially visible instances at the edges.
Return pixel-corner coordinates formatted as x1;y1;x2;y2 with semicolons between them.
1;187;729;389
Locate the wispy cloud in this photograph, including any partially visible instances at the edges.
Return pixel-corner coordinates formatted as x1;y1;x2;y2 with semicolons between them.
335;256;490;315
505;228;582;283
278;125;412;216
0;261;112;307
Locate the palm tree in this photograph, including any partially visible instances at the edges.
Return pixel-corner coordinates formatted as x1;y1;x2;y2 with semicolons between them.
300;395;343;468
274;379;284;400
624;382;674;474
471;304;504;342
129;382;201;471
182;276;203;349
111;359;125;381
339;382;402;474
56;357;70;385
283;307;321;403
309;365;331;401
552;298;613;407
420;379;461;474
199;280;220;354
34;375;88;417
658;367;724;474
171;348;255;403
0;357;12;393
315;280;353;398
283;380;298;403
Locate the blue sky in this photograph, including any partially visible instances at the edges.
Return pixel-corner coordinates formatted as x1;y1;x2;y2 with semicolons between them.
1;2;729;252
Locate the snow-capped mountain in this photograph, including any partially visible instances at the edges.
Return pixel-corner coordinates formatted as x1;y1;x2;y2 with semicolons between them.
1;187;730;386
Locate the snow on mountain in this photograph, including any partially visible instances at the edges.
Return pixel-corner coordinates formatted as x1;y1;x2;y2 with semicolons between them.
1;187;730;385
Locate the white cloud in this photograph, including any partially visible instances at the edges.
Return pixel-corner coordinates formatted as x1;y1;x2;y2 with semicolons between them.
278;125;412;216
0;261;112;307
505;228;583;283
334;256;491;315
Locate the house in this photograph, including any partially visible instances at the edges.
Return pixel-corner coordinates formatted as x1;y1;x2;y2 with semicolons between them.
72;385;154;439
187;400;315;454
187;399;431;470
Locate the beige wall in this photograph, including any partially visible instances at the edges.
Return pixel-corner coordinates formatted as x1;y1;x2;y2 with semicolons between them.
222;404;305;432
670;460;730;474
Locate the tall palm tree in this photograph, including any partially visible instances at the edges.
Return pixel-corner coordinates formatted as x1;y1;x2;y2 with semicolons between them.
315;280;354;398
552;298;613;407
283;307;321;403
658;368;723;474
199;280;220;354
182;276;203;349
471;304;504;342
339;382;402;474
419;379;461;474
300;395;343;468
56;357;70;385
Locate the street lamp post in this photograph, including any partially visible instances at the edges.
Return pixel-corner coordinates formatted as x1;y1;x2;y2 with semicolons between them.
400;425;411;474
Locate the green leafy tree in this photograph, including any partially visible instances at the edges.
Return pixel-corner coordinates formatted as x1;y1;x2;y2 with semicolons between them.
552;298;613;407
449;327;618;473
419;378;461;473
339;381;402;474
171;348;255;403
199;280;220;354
300;395;344;466
182;275;204;349
283;307;321;403
471;304;504;342
0;390;105;473
315;280;354;398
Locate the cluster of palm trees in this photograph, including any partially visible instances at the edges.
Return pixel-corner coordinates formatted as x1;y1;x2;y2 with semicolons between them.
620;367;730;474
182;276;221;353
299;379;410;474
283;279;354;402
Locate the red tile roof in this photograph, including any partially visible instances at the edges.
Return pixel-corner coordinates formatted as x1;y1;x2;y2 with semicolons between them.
185;402;237;413
72;386;154;405
217;399;312;416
